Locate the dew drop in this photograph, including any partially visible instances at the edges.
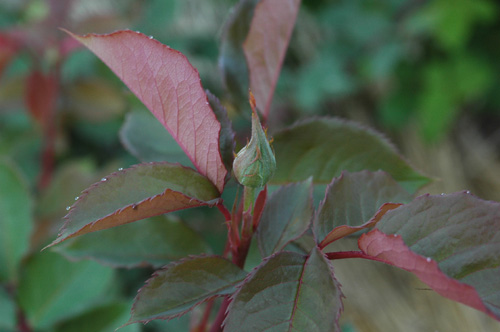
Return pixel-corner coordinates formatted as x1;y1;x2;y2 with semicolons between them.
465;190;471;194
118;168;123;171
426;257;432;263
132;204;138;210
66;206;71;211
440;193;445;196
148;35;153;39
101;178;107;181
393;234;398;238
74;196;79;201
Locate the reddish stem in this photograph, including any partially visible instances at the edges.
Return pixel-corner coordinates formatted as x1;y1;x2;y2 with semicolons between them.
195;299;215;332
325;250;387;264
208;298;230;332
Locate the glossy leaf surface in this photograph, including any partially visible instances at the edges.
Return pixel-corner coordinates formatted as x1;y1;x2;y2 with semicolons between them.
0;160;32;282
129;256;247;324
271;118;429;193
224;248;343;332
257;179;313;257
315;171;412;246
359;192;500;321
56;215;211;268
48;162;220;247
68;30;227;191
243;0;301;117
18;252;114;329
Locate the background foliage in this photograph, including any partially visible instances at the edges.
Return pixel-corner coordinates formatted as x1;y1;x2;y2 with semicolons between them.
1;0;499;331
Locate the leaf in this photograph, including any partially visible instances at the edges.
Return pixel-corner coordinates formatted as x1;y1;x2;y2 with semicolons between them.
0;33;17;77
206;90;236;178
128;255;247;324
314;171;412;247
359;192;500;321
119;110;194;167
271;118;430;193
256;179;313;257
0;159;33;282
218;0;259;103
47;162;221;247
224;248;343;332
55;215;211;268
67;29;227;192
243;0;301;117
18;252;115;329
0;287;15;330
55;303;139;332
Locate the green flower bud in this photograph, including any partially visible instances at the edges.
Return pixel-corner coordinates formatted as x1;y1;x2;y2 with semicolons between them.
233;96;276;188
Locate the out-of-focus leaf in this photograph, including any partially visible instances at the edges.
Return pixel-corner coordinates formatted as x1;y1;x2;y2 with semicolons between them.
119;110;194;167
0;159;33;282
0;287;15;330
18;252;114;329
128;256;247;324
225;248;343;332
67;78;126;122
257;179;313;257
271;118;429;193
0;33;17;77
25;71;58;129
218;0;259;103
55;303;139;332
359;192;500;321
243;0;301;117
47;162;221;247
206;90;235;178
315;171;412;247
56;215;211;268
68;30;227;192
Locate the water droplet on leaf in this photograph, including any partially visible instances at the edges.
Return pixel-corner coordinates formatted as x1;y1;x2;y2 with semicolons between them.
426;257;432;263
118;168;123;171
74;196;79;201
66;206;71;211
101;178;107;181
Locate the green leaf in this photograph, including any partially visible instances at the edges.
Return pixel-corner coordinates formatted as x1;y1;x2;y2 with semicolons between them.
225;248;343;332
18;252;114;329
362;192;500;321
257;179;313;257
55;303;139;332
47;162;221;247
219;0;260;103
128;255;247;324
271;118;429;193
119;110;194;167
0;159;33;282
314;171;412;246
55;215;211;268
0;287;15;330
206;90;235;178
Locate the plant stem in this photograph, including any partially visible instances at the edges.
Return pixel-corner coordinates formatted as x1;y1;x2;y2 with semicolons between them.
243;186;255;212
326;250;387;264
208;298;230;332
196;299;215;332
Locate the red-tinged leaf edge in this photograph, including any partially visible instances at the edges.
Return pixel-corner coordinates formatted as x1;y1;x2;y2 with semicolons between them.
358;229;499;321
64;29;227;192
319;203;403;249
243;0;301;118
45;163;221;249
124;254;246;326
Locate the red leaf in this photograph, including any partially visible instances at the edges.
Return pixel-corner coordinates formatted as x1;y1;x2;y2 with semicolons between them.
25;71;58;129
359;229;497;321
66;30;227;192
319;203;402;248
243;0;301;118
0;34;18;77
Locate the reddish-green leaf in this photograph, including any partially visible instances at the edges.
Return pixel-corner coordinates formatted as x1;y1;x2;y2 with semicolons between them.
128;255;247;324
243;0;301;117
256;179;313;257
0;159;33;282
67;30;227;192
359;192;500;321
55;215;211;268
47;162;220;247
315;171;412;247
271;118;429;193
224;248;343;332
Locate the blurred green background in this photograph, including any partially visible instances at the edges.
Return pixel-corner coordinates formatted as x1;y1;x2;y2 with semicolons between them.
1;0;499;331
